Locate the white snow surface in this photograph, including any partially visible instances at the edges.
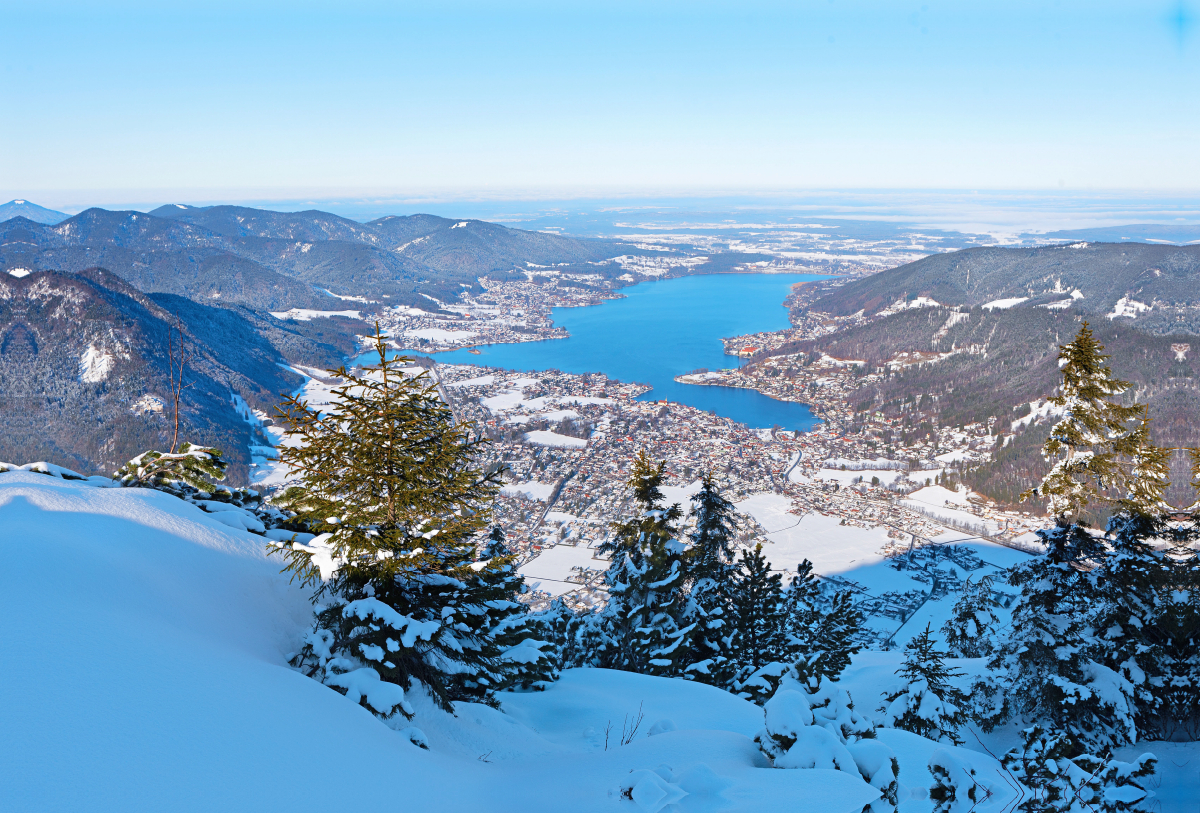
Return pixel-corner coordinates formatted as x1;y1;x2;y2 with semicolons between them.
981;297;1028;310
0;471;887;812
523;430;587;448
500;480;557;501
270;308;362;321
518;544;606;596
79;344;115;383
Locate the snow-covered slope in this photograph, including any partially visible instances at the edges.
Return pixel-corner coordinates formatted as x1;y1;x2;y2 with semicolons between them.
0;472;882;813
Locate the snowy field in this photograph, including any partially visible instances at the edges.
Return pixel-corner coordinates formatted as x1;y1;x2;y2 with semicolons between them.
0;472;895;812
0;472;1189;811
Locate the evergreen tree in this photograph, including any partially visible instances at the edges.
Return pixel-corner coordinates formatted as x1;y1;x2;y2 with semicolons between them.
805;590;865;682
879;625;969;744
114;443;230;494
779;559;821;660
470;526;556;693
728;543;786;699
1022;321;1145;520
599;452;690;675
1114;418;1171;518
1089;511;1168;738
686;471;738;580
941;575;1002;659
738;583;863;703
681;472;738;685
978;523;1137;754
1156;519;1200;740
274;328;515;716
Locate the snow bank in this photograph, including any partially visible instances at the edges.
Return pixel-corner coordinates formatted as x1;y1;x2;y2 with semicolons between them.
0;473;887;813
0;472;462;812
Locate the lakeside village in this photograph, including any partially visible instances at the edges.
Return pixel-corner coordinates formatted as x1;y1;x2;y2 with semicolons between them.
369;253;872;353
269;260;1050;646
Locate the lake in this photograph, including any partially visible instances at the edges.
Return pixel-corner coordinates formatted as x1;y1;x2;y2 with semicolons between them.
418;273;827;431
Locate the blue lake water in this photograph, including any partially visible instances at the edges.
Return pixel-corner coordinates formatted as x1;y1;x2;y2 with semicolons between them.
417;273;827;431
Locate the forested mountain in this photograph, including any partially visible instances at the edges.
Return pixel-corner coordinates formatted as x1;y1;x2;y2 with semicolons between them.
812;242;1200;334
0;267;365;480
1;205;640;311
783;242;1200;507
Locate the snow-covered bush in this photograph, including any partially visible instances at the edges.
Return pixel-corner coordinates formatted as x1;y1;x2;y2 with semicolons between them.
755;654;895;805
1001;726;1156;813
928;748;982;813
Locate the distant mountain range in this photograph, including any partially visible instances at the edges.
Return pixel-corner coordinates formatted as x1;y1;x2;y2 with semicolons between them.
0;199;69;225
811;241;1200;335
0;202;651;478
0;204;642;311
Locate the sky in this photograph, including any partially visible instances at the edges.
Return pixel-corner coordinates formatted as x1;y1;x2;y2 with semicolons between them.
2;1;1198;206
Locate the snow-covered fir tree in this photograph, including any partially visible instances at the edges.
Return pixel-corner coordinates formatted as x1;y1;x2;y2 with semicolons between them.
681;472;738;685
597;452;690;676
1155;518;1200;740
1022;321;1145;520
273;328;522;716
978;522;1138;754
1089;511;1168;737
879;624;969;745
474;526;557;692
779;558;821;660
728;543;786;700
941;574;1002;659
805;589;865;682
114;443;231;493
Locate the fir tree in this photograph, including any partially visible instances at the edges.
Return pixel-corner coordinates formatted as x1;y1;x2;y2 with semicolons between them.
941;574;1002;659
113;443;230;494
599;452;690;676
686;471;738;580
1022;321;1145;520
1155;519;1200;740
728;543;786;698
681;472;739;685
1089;511;1168;738
805;590;865;682
275;327;514;715
1114;418;1171;518
738;580;863;703
470;525;556;693
879;625;969;744
978;522;1137;754
779;559;822;660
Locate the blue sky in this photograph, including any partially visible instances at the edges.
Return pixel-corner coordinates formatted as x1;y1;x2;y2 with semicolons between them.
2;1;1197;204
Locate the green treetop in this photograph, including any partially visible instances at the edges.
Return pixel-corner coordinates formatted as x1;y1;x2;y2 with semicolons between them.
1024;321;1150;520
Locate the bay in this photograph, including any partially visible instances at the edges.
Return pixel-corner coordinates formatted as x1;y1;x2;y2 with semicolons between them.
415;273;828;431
